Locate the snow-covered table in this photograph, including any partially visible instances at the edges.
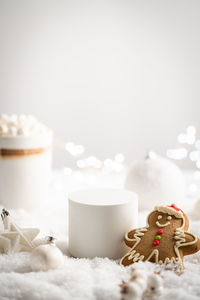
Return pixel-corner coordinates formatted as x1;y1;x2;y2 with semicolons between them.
0;169;200;300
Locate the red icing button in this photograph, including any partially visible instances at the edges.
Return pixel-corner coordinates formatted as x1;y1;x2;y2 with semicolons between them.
157;229;163;235
153;240;160;246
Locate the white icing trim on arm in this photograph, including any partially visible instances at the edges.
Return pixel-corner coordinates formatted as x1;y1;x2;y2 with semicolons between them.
125;227;148;242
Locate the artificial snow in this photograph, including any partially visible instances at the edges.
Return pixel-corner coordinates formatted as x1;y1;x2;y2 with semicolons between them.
0;169;200;300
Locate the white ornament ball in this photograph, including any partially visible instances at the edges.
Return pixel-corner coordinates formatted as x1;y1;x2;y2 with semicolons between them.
120;270;147;300
145;274;163;297
125;153;186;211
30;243;64;272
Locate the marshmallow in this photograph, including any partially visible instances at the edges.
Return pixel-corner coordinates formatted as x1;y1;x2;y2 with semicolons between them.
0;114;50;137
0;124;8;135
9;126;17;136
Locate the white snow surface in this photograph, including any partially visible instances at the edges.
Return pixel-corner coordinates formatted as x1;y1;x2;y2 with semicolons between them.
0;169;200;300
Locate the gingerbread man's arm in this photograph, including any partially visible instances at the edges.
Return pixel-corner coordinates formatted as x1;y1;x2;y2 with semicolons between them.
124;229;137;247
178;232;200;256
124;227;148;248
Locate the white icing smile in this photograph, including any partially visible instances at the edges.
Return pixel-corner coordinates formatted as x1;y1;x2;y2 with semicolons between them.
156;215;171;227
156;221;170;227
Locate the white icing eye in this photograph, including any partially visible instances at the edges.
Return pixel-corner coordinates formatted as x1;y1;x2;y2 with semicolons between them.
167;216;172;220
158;215;162;220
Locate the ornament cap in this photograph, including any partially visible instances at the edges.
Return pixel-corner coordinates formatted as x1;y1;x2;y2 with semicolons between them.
46;236;56;244
145;151;157;160
1;208;9;221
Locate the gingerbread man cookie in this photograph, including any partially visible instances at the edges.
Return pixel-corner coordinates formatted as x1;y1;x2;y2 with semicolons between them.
120;204;200;273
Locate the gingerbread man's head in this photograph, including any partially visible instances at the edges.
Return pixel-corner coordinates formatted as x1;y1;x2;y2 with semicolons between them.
147;204;189;231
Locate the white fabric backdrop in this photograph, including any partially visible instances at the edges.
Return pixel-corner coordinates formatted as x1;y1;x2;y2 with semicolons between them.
0;0;200;168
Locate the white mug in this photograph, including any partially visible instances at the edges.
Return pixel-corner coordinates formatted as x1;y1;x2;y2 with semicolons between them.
0;133;52;211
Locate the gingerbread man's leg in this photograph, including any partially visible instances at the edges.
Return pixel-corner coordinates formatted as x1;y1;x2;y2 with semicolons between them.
120;248;159;266
120;252;135;266
120;250;144;266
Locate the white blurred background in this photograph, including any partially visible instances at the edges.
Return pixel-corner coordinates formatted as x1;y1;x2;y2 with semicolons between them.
0;0;199;168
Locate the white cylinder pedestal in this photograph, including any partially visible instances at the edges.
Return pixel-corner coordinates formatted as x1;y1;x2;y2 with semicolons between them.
68;188;138;259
